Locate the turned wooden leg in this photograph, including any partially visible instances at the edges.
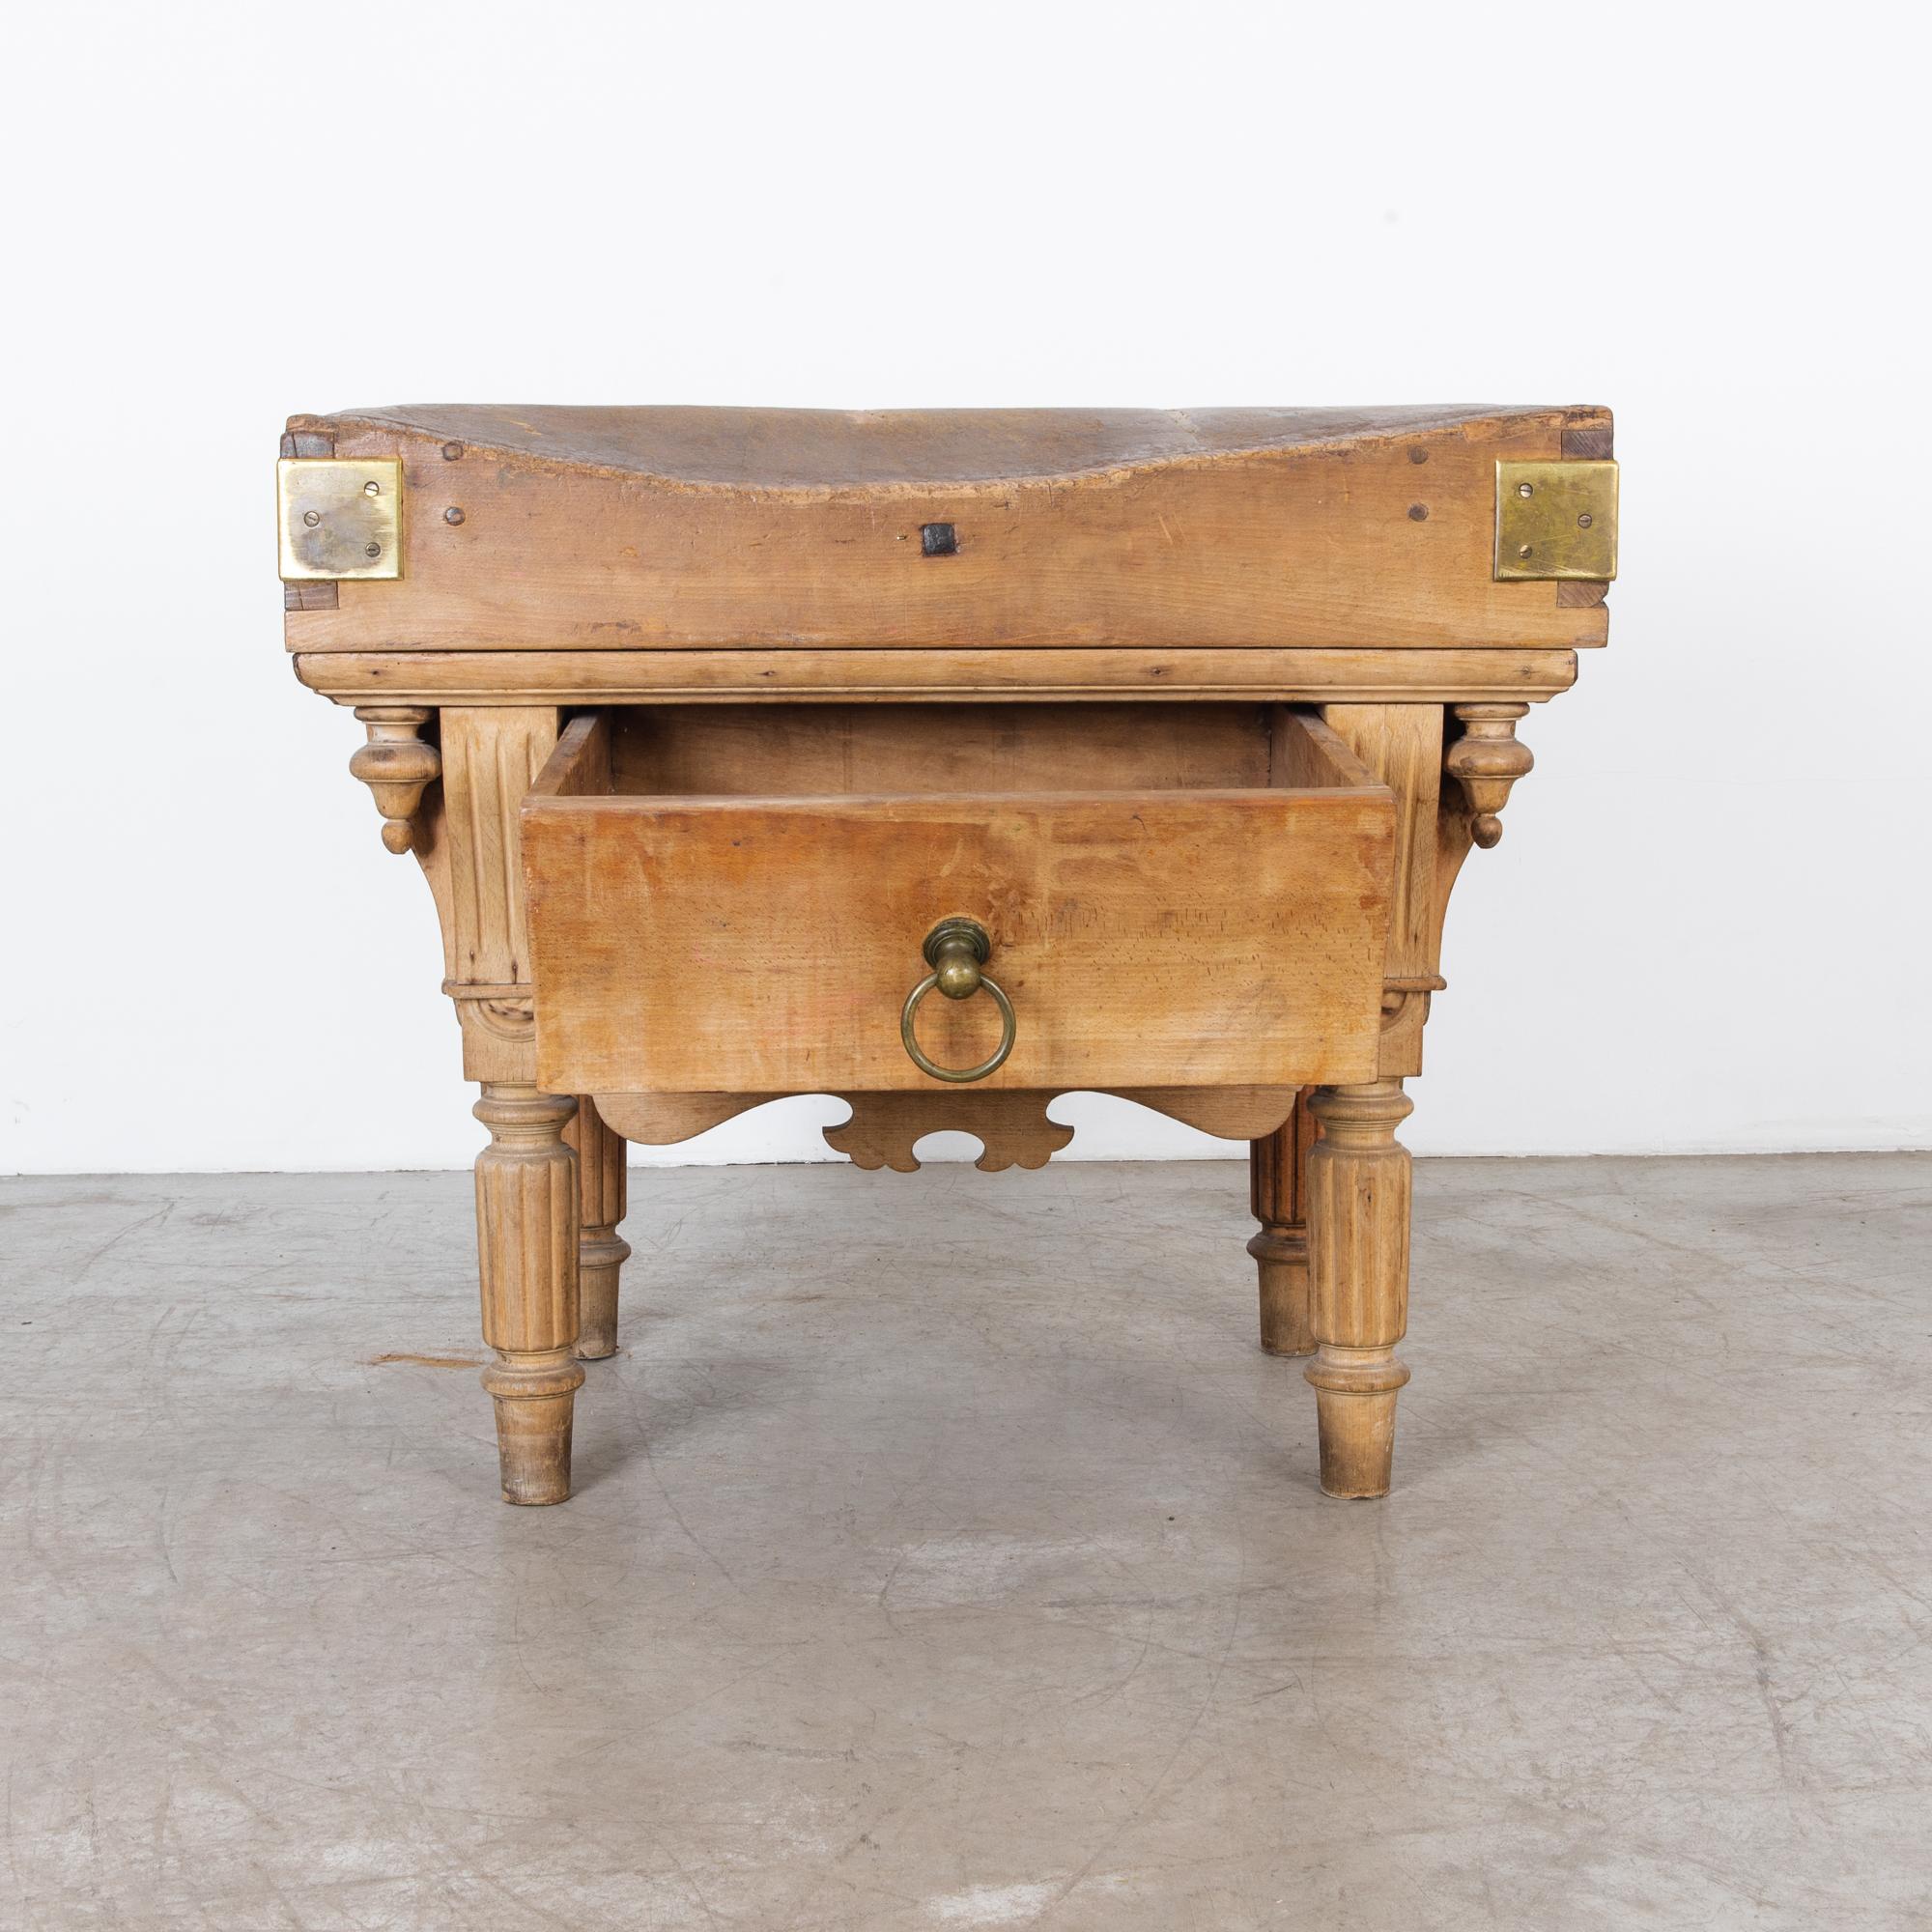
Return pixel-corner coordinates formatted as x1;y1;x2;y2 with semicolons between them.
566;1094;631;1360
1304;1079;1413;1499
473;1084;584;1505
1248;1088;1316;1355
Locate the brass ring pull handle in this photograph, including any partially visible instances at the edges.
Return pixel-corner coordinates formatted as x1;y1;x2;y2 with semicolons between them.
899;918;1016;1084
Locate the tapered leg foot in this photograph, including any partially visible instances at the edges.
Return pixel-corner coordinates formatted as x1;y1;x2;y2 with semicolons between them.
474;1084;582;1505
567;1095;630;1360
575;1238;629;1362
1308;1350;1412;1497
1249;1093;1315;1355
483;1349;586;1505
1304;1080;1413;1499
1248;1229;1314;1356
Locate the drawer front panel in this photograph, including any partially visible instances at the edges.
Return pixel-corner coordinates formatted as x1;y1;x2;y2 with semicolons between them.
525;786;1395;1095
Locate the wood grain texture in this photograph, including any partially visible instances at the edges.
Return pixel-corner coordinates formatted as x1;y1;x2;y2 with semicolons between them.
1103;1087;1298;1140
283;405;1610;654
524;710;1396;1094
592;1093;774;1147
294;646;1583;707
607;700;1275;796
533;794;1393;1093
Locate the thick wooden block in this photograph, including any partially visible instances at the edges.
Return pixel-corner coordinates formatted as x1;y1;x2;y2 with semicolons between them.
283;403;1609;655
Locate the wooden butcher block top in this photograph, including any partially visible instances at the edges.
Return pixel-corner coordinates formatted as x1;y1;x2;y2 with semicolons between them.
282;403;1612;655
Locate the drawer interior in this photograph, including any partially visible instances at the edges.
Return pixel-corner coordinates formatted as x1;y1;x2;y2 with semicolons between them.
597;701;1325;799
524;702;1396;1095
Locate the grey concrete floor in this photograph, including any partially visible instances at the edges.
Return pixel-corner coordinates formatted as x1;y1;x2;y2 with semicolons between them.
1;1155;1928;1930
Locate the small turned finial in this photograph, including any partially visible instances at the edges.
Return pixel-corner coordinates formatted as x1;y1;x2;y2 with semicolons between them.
1445;703;1533;848
349;706;440;855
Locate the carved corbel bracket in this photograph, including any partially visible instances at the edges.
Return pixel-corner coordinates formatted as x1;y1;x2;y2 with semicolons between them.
349;705;440;854
440;982;538;1088
1443;703;1533;848
442;981;536;1043
1380;974;1448;1034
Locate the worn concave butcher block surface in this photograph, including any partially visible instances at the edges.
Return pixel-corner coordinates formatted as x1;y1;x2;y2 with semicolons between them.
284;403;1612;655
291;404;1549;490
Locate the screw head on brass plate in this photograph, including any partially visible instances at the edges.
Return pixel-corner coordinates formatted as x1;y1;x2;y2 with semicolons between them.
1494;460;1618;582
277;458;404;582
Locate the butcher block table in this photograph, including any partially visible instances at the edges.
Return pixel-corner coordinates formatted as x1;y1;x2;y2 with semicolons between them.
278;404;1616;1506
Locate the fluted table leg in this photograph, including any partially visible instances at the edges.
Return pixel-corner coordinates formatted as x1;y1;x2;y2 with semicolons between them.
1304;1079;1413;1498
1247;1088;1315;1355
567;1095;631;1361
473;1084;583;1505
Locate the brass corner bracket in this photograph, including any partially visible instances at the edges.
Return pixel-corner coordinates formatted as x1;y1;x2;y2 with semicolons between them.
1495;460;1618;582
278;458;403;582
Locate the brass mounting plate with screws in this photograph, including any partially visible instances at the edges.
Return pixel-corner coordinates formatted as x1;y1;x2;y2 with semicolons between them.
277;458;404;582
1494;460;1618;582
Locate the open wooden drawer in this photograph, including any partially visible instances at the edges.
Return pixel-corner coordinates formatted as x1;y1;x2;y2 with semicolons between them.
522;703;1396;1096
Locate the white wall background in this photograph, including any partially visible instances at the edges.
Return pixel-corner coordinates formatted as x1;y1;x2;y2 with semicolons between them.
5;3;1926;1174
